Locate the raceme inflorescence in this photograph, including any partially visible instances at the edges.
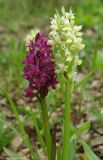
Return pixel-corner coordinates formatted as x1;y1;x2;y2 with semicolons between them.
23;33;57;102
50;7;85;80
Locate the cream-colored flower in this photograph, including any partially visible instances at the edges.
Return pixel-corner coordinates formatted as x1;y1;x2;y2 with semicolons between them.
50;7;85;80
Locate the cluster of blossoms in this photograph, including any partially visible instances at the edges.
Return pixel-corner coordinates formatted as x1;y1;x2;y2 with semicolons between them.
23;33;57;102
50;7;85;80
23;8;85;101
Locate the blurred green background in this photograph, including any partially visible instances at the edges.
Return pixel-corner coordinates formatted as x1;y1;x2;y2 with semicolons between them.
0;0;103;86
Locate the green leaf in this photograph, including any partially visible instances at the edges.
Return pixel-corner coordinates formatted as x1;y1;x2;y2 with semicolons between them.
57;73;66;83
35;151;41;160
75;71;93;89
0;84;36;159
69;135;77;160
81;141;99;160
3;132;14;148
4;147;22;160
57;149;62;160
90;49;97;70
0;113;6;141
86;107;103;124
0;113;14;151
95;52;103;70
77;121;91;137
0;112;6;132
69;123;77;137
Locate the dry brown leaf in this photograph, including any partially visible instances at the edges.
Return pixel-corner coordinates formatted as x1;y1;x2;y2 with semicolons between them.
10;134;23;152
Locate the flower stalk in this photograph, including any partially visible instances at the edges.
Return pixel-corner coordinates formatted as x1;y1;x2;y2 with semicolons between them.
62;79;73;160
40;97;52;160
29;106;46;155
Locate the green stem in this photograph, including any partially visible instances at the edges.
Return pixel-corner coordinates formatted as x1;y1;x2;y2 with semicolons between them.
40;97;52;160
62;79;71;160
51;126;56;160
29;106;47;155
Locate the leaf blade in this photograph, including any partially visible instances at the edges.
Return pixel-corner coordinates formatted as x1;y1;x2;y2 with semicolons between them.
4;147;22;160
81;141;99;160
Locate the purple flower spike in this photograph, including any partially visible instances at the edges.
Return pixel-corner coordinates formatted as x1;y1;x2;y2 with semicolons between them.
23;33;57;102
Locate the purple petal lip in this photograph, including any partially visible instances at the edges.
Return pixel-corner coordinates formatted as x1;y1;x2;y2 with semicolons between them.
23;33;57;102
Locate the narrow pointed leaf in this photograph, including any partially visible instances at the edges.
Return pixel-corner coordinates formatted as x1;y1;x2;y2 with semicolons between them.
75;71;93;89
4;147;22;160
81;141;99;160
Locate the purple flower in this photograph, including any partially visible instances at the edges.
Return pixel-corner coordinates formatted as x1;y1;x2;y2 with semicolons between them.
23;33;57;102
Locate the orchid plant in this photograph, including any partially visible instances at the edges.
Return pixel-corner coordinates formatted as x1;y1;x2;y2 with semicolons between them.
1;7;99;160
23;32;57;160
50;7;85;160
